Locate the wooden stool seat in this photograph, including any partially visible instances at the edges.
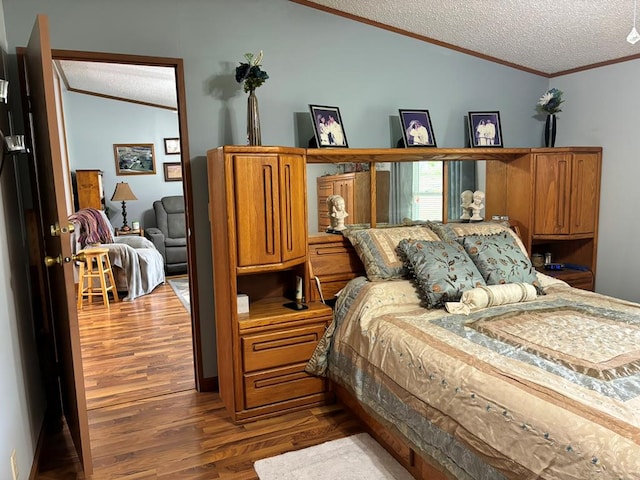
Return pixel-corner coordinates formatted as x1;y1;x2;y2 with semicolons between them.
77;247;119;309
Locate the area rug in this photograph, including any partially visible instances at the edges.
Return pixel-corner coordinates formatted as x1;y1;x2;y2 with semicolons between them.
168;277;190;313
253;433;413;480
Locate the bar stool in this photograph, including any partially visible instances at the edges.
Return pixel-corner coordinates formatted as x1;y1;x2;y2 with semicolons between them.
77;247;119;309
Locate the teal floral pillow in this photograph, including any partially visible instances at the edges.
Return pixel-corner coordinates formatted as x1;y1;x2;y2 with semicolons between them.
458;232;541;292
397;239;486;308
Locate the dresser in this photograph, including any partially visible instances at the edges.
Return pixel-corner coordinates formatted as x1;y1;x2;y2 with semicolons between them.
316;171;390;231
208;146;333;423
75;169;104;210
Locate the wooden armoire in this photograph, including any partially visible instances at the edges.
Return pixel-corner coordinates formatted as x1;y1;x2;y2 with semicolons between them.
207;146;333;423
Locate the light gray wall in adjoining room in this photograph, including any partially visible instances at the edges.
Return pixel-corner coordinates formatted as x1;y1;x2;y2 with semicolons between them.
63;90;183;229
1;0;548;388
549;59;640;302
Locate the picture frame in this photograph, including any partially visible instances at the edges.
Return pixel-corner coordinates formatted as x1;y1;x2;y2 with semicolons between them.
309;104;349;148
113;143;156;175
398;109;437;147
164;137;180;155
163;162;183;182
468;111;503;148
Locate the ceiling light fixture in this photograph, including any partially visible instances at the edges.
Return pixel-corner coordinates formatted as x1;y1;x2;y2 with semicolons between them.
628;0;640;44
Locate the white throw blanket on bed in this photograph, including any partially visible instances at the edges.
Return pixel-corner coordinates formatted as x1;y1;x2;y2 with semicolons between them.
102;236;165;301
71;226;165;301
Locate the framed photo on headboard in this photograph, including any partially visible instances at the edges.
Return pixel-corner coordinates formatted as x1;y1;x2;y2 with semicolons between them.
399;109;437;147
468;111;503;148
309;104;348;148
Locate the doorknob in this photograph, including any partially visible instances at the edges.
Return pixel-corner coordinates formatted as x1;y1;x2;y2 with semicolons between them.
50;222;75;237
44;251;84;267
44;254;62;267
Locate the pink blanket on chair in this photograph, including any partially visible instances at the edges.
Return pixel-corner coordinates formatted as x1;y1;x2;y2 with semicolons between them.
68;208;114;247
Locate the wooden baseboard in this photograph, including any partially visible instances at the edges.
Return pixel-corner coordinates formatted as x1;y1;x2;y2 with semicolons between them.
198;375;219;392
29;413;50;480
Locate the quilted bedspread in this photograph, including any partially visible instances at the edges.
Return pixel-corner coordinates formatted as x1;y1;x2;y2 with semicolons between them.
307;276;640;479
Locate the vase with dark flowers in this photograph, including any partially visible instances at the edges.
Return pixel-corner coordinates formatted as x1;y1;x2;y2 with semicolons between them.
536;88;564;148
235;51;269;146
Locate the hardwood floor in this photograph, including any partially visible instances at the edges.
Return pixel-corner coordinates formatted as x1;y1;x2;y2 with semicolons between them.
36;280;364;479
78;281;195;410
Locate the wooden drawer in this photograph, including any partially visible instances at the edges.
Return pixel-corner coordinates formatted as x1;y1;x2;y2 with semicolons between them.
242;323;326;373
309;241;363;278
244;363;326;409
538;268;594;291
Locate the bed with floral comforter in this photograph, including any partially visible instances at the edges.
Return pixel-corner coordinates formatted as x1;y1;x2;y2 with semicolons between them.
307;274;640;479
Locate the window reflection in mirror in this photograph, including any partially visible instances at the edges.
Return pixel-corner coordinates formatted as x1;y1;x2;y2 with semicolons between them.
307;160;485;233
382;161;443;225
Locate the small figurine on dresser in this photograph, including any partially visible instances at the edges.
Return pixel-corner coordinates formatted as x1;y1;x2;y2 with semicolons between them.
460;190;473;220
326;194;348;233
470;190;485;222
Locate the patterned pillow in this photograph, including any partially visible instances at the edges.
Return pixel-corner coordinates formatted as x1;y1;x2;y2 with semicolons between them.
458;232;541;292
427;221;529;256
397;239;486;308
344;226;440;281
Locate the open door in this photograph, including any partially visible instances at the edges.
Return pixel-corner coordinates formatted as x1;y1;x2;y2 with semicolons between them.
23;14;93;473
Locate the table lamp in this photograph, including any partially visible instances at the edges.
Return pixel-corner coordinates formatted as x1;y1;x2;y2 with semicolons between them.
111;182;138;231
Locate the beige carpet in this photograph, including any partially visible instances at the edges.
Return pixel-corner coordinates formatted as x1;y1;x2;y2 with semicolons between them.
168;277;190;312
253;433;413;480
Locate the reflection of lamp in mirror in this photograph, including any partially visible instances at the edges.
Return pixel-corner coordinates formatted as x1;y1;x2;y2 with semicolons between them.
110;182;138;231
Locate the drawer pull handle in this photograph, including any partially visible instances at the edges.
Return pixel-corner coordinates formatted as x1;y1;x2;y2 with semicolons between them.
254;372;309;389
252;333;319;352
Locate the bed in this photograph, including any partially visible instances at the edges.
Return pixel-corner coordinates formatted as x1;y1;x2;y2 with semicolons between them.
306;222;640;480
69;208;165;301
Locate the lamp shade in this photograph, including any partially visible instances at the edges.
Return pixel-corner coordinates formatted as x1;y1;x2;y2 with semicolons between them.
111;182;138;202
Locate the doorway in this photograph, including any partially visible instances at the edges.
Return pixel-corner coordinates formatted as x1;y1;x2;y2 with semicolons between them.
51;49;203;396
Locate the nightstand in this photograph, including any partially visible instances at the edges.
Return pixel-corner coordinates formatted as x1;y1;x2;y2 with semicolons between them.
537;267;594;291
115;228;144;237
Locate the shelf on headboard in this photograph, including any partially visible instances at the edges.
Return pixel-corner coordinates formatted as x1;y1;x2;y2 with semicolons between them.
305;147;532;163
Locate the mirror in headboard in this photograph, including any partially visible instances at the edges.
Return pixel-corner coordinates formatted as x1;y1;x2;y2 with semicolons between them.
307;157;484;233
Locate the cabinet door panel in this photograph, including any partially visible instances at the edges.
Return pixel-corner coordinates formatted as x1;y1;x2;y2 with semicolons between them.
533;154;571;235
570;153;600;234
280;154;307;262
234;155;281;266
335;178;355;221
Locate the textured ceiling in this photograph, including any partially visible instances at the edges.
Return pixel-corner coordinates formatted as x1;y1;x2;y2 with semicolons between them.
296;0;640;76
56;60;177;109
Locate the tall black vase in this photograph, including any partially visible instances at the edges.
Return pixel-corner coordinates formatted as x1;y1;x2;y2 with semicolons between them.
544;114;556;148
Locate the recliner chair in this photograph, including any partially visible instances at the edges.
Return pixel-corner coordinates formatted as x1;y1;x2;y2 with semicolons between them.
145;196;188;274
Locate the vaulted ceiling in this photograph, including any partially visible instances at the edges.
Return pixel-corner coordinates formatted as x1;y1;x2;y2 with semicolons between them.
293;0;640;76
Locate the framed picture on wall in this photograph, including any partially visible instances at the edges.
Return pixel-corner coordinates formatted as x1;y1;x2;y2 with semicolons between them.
114;144;156;174
163;162;182;182
399;109;437;147
309;104;349;148
468;111;503;148
164;137;180;155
